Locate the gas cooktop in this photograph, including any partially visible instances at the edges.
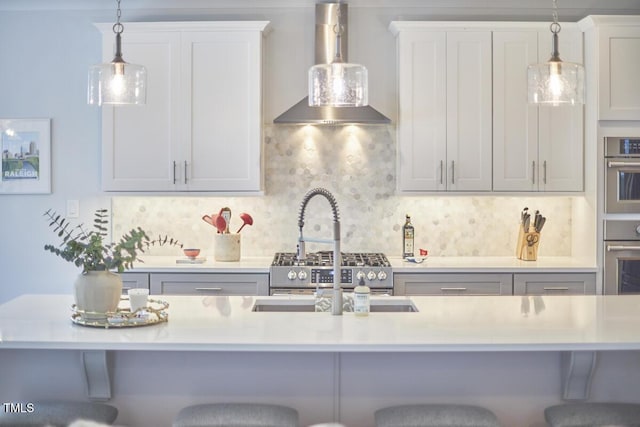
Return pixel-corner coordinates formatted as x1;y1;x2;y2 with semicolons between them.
271;251;391;267
270;251;393;289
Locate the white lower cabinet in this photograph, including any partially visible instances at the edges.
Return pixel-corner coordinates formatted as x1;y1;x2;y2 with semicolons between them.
394;273;513;296
513;273;596;295
150;273;269;296
120;272;150;293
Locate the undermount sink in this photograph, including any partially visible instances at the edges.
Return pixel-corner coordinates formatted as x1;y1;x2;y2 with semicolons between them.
252;297;418;313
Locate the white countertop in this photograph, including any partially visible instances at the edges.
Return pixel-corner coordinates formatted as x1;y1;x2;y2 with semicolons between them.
131;256;273;273
131;256;596;274
1;294;637;353
389;256;597;272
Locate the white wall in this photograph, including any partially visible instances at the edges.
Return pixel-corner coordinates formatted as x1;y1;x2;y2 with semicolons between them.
0;6;596;304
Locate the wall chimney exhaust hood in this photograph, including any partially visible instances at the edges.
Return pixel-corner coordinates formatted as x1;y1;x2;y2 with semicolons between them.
274;3;390;125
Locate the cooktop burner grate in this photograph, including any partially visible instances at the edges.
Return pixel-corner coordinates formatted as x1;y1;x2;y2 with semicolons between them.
272;251;390;267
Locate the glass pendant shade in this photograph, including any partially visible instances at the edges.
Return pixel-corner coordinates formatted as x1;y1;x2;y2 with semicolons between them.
308;61;368;107
528;59;584;106
88;60;147;105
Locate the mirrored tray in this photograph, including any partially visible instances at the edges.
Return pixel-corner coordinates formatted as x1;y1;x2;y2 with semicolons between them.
71;297;169;329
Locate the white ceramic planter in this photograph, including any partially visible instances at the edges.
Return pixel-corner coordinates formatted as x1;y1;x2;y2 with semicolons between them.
74;271;122;320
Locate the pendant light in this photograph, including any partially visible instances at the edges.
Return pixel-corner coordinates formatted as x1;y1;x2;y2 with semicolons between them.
308;4;368;107
87;0;146;106
527;0;584;106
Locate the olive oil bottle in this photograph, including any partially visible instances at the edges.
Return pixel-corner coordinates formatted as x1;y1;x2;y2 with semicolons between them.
402;214;414;258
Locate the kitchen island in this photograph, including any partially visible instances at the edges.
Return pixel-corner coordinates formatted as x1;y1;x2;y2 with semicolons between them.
1;294;639;426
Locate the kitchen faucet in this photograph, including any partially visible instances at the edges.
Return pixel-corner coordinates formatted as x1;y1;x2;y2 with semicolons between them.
297;187;342;315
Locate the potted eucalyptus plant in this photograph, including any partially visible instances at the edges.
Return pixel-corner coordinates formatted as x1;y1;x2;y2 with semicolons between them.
44;208;182;319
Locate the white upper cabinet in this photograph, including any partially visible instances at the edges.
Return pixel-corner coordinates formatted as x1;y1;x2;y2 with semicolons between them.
580;16;640;120
98;22;269;193
492;25;584;192
391;23;492;192
392;22;584;194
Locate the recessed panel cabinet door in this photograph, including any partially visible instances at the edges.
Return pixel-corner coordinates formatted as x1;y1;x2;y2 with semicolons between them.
181;31;262;191
446;31;492;191
538;27;584;192
599;26;640;120
102;32;181;191
396;30;447;191
493;31;539;192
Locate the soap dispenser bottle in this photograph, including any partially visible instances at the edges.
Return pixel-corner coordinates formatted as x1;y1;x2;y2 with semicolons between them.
353;277;370;316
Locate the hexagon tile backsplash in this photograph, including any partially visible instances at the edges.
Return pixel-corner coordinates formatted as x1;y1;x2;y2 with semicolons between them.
112;125;574;258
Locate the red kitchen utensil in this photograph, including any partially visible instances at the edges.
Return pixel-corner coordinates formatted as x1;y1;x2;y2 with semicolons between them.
215;215;227;234
202;214;216;227
236;213;254;233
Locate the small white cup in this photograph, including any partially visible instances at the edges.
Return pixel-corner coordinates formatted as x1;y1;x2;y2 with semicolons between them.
128;288;149;312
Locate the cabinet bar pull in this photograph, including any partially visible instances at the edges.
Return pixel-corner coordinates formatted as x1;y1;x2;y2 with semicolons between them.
440;287;467;291
543;160;547;184
608;161;640;168
532;161;536;184
607;245;640;252
184;160;188;184
195;287;223;292
172;161;177;184
451;160;455;184
542;287;569;291
440;160;444;184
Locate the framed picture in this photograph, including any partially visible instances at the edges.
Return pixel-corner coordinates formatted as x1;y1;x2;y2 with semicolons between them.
0;118;51;194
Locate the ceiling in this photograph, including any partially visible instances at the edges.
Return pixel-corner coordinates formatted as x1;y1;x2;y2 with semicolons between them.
1;0;640;15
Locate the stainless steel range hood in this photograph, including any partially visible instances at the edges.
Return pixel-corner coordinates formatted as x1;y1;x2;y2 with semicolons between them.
274;3;391;125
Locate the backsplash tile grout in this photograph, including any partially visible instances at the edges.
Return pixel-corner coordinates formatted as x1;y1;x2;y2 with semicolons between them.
112;125;573;258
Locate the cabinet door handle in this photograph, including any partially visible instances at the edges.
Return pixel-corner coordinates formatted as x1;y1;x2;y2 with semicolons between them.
173;161;177;184
184;160;188;184
542;287;569;291
440;160;444;184
532;161;536;184
607;245;640;252
440;287;467;292
451;160;455;184
195;287;223;292
608;161;640;168
543;160;547;184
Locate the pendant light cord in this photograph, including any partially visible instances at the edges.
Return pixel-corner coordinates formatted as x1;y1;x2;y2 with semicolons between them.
549;0;561;60
113;0;124;36
551;0;561;35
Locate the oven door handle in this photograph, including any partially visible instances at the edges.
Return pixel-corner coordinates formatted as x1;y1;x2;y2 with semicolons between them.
608;161;640;168
607;245;640;252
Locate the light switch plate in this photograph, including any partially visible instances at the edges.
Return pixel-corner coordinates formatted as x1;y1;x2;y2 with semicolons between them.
66;199;79;218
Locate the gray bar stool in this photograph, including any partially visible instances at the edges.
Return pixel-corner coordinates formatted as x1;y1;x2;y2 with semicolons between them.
0;401;118;426
545;402;640;426
375;404;501;427
173;403;299;427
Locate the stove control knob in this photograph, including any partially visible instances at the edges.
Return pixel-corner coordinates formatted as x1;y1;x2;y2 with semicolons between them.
367;271;377;281
297;270;308;280
356;270;366;280
636;225;640;235
287;270;297;280
377;271;388;281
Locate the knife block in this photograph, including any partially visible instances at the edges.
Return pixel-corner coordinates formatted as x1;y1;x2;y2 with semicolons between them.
518;231;540;261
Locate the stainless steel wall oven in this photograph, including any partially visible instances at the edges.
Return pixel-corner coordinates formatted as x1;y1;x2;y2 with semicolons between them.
605;137;640;213
604;220;640;294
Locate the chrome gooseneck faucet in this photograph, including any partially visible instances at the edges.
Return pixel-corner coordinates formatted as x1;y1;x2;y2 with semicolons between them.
297;188;342;315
